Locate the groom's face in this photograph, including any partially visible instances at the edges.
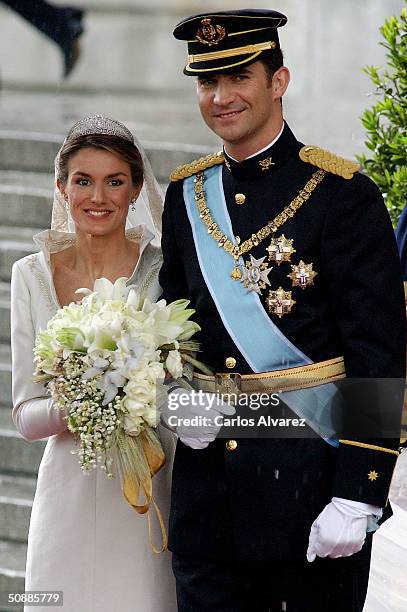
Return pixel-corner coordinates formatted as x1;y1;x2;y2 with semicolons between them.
196;60;285;153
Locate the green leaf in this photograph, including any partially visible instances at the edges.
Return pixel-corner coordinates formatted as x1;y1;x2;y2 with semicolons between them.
358;1;407;226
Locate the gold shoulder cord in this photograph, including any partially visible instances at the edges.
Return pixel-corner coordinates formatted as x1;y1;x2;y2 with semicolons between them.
194;168;326;279
170;152;224;182
299;146;360;180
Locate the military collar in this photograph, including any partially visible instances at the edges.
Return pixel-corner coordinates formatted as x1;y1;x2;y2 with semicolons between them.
223;122;300;181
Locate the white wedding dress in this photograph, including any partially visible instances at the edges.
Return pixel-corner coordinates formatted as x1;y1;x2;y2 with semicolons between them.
364;447;407;611
10;226;177;612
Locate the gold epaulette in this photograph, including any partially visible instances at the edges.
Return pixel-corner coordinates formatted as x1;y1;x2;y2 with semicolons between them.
299;146;360;180
170;151;224;182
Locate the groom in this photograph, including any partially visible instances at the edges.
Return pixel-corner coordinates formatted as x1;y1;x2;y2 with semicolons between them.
159;9;405;611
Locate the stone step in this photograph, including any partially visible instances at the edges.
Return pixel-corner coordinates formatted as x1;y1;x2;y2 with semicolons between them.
0;409;14;432
0;4;200;93
0;0;401;159
0;284;10;345
0;540;25;612
0;474;35;543
0;227;39;282
0;0;397;98
0;172;53;229
0;411;45;477
0;128;215;178
0;345;11;409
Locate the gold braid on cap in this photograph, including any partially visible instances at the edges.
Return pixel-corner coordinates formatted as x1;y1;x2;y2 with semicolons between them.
170;151;224;181
299;146;360;180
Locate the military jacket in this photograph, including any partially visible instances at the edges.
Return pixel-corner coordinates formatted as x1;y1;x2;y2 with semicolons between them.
159;123;406;562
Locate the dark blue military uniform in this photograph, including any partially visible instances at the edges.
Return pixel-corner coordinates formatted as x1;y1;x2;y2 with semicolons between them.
159;123;406;611
161;7;406;611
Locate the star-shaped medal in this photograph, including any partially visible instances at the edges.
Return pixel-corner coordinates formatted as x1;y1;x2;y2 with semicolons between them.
288;260;317;289
266;287;296;318
241;255;272;295
267;234;296;265
368;470;379;482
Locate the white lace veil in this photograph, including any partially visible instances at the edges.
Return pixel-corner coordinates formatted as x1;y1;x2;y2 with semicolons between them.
51;115;163;245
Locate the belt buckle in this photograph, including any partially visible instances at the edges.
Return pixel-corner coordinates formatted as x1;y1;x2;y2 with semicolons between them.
215;373;241;403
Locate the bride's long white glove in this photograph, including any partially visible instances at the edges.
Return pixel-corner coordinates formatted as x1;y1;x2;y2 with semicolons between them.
306;497;382;562
160;386;236;449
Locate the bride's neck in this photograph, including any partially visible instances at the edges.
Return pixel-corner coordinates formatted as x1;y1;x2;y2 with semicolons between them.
73;229;135;280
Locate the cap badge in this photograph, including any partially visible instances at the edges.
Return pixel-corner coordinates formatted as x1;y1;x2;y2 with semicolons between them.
196;18;226;46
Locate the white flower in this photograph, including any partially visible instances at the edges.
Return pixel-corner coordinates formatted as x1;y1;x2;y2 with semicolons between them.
166;350;183;379
123;413;144;436
77;277;129;301
33;276;202;475
124;379;155;406
146;361;166;383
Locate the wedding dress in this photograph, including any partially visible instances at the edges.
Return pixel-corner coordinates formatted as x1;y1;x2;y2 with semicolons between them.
364;448;407;611
10;226;177;612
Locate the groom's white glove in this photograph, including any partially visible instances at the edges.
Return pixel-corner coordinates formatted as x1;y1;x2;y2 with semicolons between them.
306;497;383;562
160;386;236;449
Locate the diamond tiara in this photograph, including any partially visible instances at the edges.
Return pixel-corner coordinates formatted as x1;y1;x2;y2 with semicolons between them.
66;114;134;143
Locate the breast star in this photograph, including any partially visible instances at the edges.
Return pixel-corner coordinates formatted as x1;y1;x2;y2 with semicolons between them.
241;255;273;295
368;470;379;482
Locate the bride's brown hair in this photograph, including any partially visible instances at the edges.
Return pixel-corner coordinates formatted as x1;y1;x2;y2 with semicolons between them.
57;133;144;187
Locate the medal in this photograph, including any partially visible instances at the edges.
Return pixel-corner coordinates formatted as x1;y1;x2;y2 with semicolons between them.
288;260;317;289
230;236;243;280
193;168;326;293
241;255;273;294
267;234;296;265
267;287;296;318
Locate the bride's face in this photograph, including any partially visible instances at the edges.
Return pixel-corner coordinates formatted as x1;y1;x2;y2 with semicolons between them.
59;147;141;237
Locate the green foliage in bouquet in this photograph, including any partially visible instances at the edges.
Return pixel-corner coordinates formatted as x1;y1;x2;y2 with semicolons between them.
357;3;407;225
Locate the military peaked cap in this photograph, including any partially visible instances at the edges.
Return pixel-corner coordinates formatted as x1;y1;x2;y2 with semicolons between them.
173;9;287;76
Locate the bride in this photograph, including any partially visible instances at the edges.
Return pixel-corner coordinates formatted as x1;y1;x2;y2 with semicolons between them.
10;115;177;611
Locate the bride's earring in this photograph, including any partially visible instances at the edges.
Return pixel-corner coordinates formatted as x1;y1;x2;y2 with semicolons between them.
130;198;137;212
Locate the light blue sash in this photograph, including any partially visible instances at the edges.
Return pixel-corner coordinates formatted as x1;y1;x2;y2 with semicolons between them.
184;166;341;445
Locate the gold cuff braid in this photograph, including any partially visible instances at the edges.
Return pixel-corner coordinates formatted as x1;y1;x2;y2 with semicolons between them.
339;439;400;456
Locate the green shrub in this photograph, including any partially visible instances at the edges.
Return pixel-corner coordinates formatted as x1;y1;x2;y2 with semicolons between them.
357;3;407;226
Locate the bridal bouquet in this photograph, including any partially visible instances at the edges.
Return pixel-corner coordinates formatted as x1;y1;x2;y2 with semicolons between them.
33;278;205;539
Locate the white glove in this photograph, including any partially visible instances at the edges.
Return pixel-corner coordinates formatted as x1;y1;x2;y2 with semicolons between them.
160;386;236;449
306;497;382;562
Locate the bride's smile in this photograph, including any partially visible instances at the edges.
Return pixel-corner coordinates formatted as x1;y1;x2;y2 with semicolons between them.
58;147;141;237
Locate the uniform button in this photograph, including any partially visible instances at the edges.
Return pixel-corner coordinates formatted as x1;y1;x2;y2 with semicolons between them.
226;439;238;451
235;193;246;205
225;357;236;369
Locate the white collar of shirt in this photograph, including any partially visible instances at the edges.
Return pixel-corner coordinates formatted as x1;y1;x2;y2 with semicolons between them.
225;123;285;162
